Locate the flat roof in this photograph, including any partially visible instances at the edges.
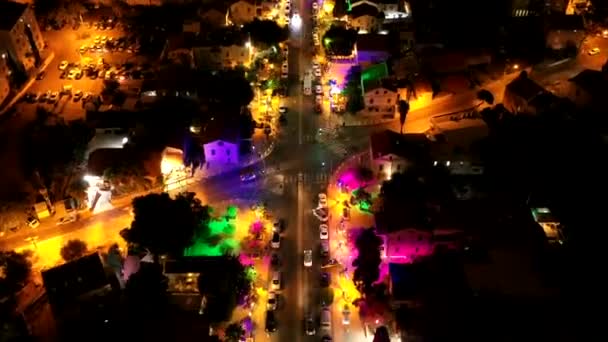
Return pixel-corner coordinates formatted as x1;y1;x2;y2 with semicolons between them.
0;1;27;31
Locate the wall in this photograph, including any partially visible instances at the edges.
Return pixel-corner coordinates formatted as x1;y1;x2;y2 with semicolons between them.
363;87;398;115
383;229;434;263
357;49;390;66
203;140;239;164
546;29;584;50
370;153;410;180
230;2;256;26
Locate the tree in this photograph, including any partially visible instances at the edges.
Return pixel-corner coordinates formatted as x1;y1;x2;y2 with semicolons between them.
60;239;88;262
66;178;88;208
124;262;168;315
322;25;358;56
353;228;382;294
224;323;245;342
354;166;374;184
344;66;364;113
476;89;494;105
373;326;390;342
121;192;206;256
0;199;30;233
242;19;289;48
102;79;120;96
0;251;32;299
398;100;410;134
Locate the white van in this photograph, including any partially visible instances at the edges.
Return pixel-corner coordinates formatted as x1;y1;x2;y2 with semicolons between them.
320;308;331;331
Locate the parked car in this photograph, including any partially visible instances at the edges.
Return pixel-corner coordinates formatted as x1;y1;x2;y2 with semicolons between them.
265;311;278;332
305;315;316;336
279;106;288;114
26;217;40;228
270;253;280;268
315;85;323;95
273;218;285;232
57;215;77;225
318;193;327;208
319;224;329;240
588;47;601;55
271;232;281;249
342;305;351;325
73;90;83;102
58;60;69;70
320;272;330;287
270;271;281;291
48;91;59;103
267;292;278;310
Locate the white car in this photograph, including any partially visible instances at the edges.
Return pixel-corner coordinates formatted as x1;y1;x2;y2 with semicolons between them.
315;85;323;95
588;47;601;55
282;71;288;79
312;2;319;10
282;62;288;73
319;224;329;240
318;193;327;207
285;5;290;14
58;60;69;70
312;61;319;69
57;215;77;225
314;69;322;78
304;249;313;267
271;271;281;291
279;106;288;114
313;33;319;41
267;292;278;310
26;217;40;228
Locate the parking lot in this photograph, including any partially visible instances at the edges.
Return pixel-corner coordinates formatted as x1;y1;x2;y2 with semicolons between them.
16;20;151;121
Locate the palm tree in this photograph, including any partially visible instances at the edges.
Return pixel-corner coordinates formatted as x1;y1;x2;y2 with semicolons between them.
398;100;410;134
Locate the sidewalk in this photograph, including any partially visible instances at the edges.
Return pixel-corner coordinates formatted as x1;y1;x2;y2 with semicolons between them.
0;51;56;115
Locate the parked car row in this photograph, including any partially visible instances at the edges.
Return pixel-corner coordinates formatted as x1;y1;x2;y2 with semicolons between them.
80;35;140;55
266;217;287;333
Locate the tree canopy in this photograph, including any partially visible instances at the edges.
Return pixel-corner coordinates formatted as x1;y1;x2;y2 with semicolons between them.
224;323;245;342
60;239;88;262
344;66;364;113
121;192;210;257
353;228;382;294
0;251;32;299
242;19;289;48
322;25;358;56
124;262;168;315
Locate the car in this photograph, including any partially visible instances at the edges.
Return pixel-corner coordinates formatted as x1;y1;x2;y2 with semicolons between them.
320;308;331;331
279;106;287;114
57;215;77;225
267;292;278;310
314;68;322;78
82;92;92;102
305;315;316;336
75;69;83;80
281;62;288;72
320;240;330;257
265;311;278;332
314;103;322;113
26;217;40;228
240;171;257;182
304;249;313;267
342;207;350;221
79;45;87;54
39;91;49;102
312;61;319;69
281;71;288;79
36;71;45;80
342;305;351;325
313;207;329;222
73;90;83;102
58;60;69;70
588;47;601;55
321;336;332;342
315;85;323;95
270;253;280;268
319;224;329;240
49;92;59;103
315;95;323;104
271;232;281;249
67;68;78;80
320;272;330;287
312;2;319;10
285;5;290;13
304;86;312;95
318;193;327;207
270;271;281;291
313;33;319;41
273;218;285;233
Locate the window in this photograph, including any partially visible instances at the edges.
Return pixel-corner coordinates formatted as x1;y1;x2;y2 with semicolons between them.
396;164;401;171
369;99;374;104
383;90;387;94
211;149;216;156
226;149;230;155
387;99;391;104
379;164;384;171
375;90;379;95
218;141;224;146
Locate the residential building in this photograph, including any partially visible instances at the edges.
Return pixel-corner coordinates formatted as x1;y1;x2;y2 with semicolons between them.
192;43;250;70
503;72;558;114
545;14;585;50
566;69;608;111
510;0;545;17
41;253;117;324
530;206;564;244
203;139;239;165
362;78;399;117
0;55;10;105
383;228;434;263
124;0;162;5
369;130;430;179
355;33;392;66
375;0;400;13
0;1;45;73
228;0;257;26
198;4;229;27
565;0;590;14
349;2;381;33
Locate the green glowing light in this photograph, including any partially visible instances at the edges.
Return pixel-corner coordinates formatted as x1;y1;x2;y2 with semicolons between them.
184;204;240;257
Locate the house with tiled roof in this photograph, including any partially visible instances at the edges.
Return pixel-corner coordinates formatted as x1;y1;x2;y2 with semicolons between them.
355;33;393;66
503;72;559;114
567;68;608;112
369;129;430;179
228;0;258;26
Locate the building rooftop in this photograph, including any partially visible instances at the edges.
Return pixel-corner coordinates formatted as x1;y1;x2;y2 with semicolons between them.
370;129;429;159
356;33;391;52
349;2;380;18
546;14;584;31
569;69;608;97
506;73;547;102
0;1;27;31
87;147;162;178
41;253;111;312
